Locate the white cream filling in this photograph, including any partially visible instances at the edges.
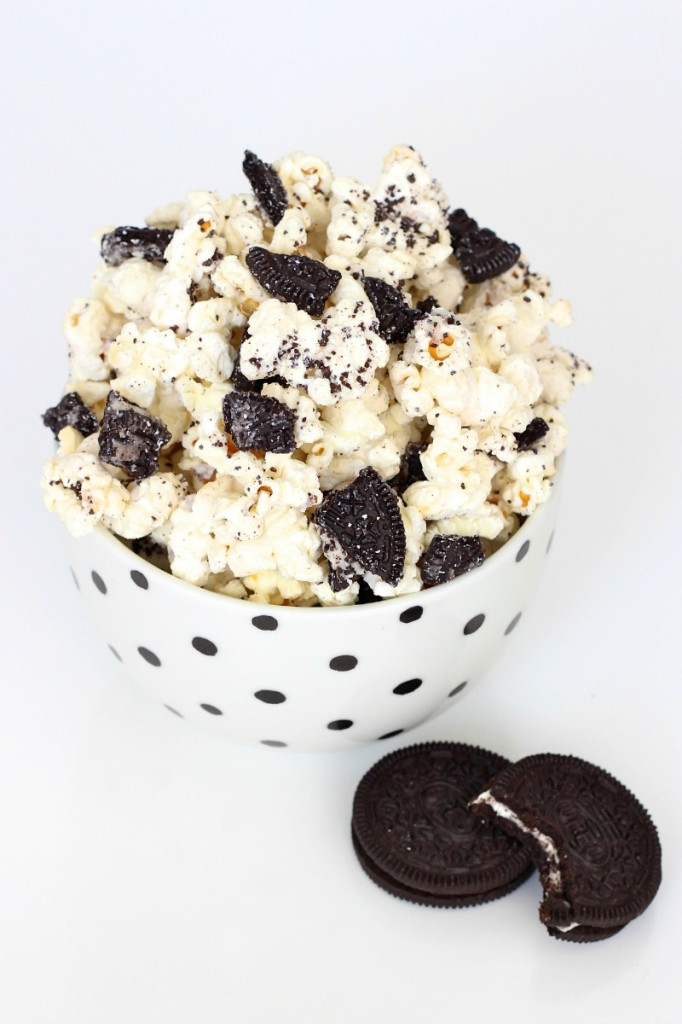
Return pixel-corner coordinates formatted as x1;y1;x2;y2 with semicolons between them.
472;790;577;928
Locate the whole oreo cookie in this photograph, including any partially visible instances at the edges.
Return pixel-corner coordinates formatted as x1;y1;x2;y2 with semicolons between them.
352;742;534;907
469;754;662;941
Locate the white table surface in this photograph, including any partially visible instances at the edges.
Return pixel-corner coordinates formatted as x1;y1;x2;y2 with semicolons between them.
2;2;680;1022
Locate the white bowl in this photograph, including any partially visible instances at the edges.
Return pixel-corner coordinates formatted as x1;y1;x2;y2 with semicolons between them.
63;470;561;752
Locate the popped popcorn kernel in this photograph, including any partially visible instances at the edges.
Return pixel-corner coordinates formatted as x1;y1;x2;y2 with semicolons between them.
41;144;591;605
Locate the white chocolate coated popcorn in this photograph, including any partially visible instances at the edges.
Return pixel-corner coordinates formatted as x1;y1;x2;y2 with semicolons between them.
42;145;591;605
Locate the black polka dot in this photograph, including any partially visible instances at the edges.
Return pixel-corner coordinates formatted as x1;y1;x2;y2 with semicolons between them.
547;530;555;553
255;689;286;704
252;615;278;631
108;645;122;661
130;569;149;590
165;705;183;717
449;681;468;697
516;539;530;562
192;636;218;656
505;612;523;635
91;571;107;594
200;703;223;715
329;655;358;672
399;605;423;624
138;646;161;666
463;613;485;635
392;678;423;695
327;719;353;731
379;729;404;740
70;568;80;590
261;739;287;747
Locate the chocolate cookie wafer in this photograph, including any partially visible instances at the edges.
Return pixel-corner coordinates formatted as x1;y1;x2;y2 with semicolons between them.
351;742;534;907
469;754;662;942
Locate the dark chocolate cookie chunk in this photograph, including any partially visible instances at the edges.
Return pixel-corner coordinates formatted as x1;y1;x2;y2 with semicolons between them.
362;276;424;344
243;150;288;226
389;442;427;494
470;754;662;941
314;467;406;587
421;534;484;587
100;226;174;267
222;390;296;454
416;295;438;314
455;227;521;284
352;742;534;907
447;207;520;284
447;208;480;249
356;579;383;604
230;343;287;393
245;247;341;317
514;417;549;451
98;391;171;480
42;392;98;439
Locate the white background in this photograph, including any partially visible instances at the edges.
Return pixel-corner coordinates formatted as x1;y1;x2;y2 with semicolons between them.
2;2;681;1022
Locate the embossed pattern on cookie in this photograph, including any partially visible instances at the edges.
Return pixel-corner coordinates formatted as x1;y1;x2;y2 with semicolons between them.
242;150;288;226
245;247;341;317
313;467;406;589
352;742;534;907
469;753;662;941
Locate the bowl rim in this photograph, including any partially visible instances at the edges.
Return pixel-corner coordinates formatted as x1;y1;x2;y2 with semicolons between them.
74;458;563;619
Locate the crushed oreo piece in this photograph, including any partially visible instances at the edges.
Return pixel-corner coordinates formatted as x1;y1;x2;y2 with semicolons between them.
242;150;288;226
230;343;287;393
416;295;438;314
514;417;549;451
314;467;406;587
389;442;427;494
362;276;424;344
222;390;296;454
100;226;174;268
449;208;520;284
421;534;484;587
455;228;521;284
42;392;98;439
130;535;171;573
357;579;383;604
98;391;171;480
245;247;341;317
447;208;480;249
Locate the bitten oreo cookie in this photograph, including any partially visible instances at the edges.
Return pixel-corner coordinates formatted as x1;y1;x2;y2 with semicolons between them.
469;754;662;942
352;742;534;907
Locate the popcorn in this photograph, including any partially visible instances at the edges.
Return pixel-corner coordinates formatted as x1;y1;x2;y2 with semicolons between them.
41;145;592;606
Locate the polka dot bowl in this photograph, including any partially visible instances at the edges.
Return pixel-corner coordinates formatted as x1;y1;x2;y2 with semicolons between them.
63;471;561;752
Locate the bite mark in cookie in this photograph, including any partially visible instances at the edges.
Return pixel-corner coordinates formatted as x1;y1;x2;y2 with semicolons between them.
469;753;662;941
